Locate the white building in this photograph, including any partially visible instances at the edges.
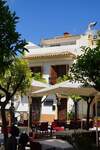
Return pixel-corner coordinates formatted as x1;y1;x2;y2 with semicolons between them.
24;27;98;124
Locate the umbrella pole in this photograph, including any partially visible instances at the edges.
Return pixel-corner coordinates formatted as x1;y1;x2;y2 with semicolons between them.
95;96;99;147
28;96;32;135
81;100;83;129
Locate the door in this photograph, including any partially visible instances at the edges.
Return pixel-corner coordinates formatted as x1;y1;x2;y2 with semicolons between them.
32;97;41;123
58;98;67;121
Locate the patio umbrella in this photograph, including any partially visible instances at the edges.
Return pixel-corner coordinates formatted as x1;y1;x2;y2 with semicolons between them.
32;80;97;97
31;79;50;92
16;79;49;112
32;80;99;147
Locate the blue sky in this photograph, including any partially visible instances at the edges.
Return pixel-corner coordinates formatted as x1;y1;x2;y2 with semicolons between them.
7;0;100;45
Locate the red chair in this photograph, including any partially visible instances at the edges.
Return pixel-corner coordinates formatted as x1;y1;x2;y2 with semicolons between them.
51;121;64;132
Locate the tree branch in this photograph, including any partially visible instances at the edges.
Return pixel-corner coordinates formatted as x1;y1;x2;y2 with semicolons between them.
0;85;7;94
10;75;24;99
6;77;12;91
5;93;11;106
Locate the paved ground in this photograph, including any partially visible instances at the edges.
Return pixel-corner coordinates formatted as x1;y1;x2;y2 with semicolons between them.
0;134;4;144
0;133;30;149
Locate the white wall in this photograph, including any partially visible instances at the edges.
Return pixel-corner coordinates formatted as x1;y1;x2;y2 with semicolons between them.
78;100;87;119
78;99;92;119
67;97;74;113
41;95;57;115
42;64;51;83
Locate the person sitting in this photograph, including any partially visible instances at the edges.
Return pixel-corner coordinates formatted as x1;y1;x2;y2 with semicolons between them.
18;131;29;150
6;125;19;150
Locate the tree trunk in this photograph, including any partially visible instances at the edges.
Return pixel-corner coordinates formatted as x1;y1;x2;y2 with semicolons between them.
29;103;32;129
10;101;15;125
74;101;78;129
86;102;90;130
74;101;78;121
1;106;8;148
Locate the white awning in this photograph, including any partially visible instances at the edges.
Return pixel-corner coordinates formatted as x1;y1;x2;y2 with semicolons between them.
32;80;97;97
31;79;50;92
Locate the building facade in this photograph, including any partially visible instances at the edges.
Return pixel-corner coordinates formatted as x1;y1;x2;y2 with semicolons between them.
24;29;97;124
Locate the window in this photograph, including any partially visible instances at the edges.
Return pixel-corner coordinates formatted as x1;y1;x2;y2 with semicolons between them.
50;64;69;84
30;66;42;73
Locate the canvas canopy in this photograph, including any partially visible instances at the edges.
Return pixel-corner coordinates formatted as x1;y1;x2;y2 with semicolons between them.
32;80;100;146
15;80;49;112
32;80;98;97
31;79;50;92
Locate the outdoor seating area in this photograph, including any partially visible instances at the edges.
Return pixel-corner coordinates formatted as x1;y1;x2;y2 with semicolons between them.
29;126;99;150
30;120;68;138
26;118;98;149
0;118;98;150
28;119;95;139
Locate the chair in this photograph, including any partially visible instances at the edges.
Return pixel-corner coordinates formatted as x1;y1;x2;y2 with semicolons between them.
38;122;51;138
51;121;65;132
40;122;48;132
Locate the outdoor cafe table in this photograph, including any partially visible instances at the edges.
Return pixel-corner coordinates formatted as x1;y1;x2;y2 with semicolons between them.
30;138;74;150
54;129;91;136
53;129;93;140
